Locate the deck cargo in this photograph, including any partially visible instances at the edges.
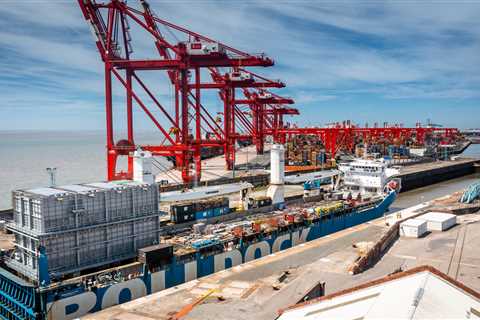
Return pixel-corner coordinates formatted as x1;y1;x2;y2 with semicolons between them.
138;243;174;267
6;181;160;281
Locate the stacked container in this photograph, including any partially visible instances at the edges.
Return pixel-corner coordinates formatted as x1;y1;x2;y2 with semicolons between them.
387;145;410;158
6;181;160;281
285;135;326;166
170;197;229;222
170;203;196;223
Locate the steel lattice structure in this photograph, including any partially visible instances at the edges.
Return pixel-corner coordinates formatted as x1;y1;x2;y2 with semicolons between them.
275;123;460;158
79;0;461;184
78;0;299;183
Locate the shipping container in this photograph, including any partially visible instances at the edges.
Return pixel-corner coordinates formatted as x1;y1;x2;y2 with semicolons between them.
171;198;229;223
171;209;195;223
195;209;213;220
249;197;272;208
138;243;173;267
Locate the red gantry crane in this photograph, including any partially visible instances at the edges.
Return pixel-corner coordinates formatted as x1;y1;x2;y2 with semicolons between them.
79;1;461;184
276;122;460;160
78;0;284;183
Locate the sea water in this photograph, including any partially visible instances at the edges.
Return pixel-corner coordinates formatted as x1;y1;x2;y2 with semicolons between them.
0;130;171;209
0;131;479;210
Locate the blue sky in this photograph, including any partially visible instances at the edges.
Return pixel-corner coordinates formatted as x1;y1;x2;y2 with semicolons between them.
0;1;479;131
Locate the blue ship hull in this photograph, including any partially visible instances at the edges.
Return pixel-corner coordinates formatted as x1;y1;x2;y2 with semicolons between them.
0;191;397;320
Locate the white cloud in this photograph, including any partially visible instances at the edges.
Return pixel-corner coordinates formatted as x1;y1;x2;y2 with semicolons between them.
0;1;479;129
0;2;85;28
294;91;337;104
0;31;101;73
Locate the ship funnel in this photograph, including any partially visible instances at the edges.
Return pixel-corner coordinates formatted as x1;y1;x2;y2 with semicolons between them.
267;144;285;208
133;149;155;184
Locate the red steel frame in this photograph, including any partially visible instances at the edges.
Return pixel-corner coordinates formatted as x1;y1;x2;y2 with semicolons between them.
79;1;461;184
78;0;281;183
275;125;460;159
203;67;293;169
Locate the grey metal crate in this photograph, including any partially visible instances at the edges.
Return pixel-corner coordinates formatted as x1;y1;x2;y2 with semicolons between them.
12;181;159;234
78;243;108;267
7;181;161;281
7;214;161;281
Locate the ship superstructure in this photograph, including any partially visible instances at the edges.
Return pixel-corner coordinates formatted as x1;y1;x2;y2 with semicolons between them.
338;158;400;195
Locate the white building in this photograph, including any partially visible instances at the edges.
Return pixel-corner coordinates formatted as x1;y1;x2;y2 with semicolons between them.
278;266;480;320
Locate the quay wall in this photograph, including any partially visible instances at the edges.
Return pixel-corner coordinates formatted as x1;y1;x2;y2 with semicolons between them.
397;159;478;192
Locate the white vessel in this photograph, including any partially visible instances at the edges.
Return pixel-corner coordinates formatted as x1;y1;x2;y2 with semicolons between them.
338;158;400;195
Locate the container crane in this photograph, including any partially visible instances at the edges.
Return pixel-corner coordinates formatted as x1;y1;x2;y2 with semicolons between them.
78;0;277;183
79;0;461;183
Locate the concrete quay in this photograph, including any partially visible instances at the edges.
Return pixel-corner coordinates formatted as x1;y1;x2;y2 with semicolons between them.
156;144;271;185
397;158;478;191
156;152;479;195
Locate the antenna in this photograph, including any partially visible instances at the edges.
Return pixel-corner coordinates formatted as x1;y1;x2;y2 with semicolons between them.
46;167;57;187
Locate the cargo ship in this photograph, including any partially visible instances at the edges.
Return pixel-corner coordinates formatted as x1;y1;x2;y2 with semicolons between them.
0;150;400;320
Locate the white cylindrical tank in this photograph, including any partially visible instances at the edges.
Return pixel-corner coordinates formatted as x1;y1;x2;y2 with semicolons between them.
270;144;285;185
133;150;155;184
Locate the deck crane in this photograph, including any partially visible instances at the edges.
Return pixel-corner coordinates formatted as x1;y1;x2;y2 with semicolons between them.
78;0;277;183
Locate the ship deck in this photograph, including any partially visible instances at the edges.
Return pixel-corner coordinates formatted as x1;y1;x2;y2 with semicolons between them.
83;204;480;320
164;195;381;256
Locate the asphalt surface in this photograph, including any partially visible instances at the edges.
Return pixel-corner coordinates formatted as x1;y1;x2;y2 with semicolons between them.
84;207;480;320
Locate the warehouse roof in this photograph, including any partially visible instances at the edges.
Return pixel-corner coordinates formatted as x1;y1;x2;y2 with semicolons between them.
278;266;480;320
